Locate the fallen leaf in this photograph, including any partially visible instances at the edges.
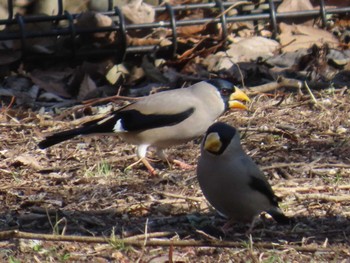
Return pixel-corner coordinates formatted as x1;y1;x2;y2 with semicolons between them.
279;23;339;52
13;154;43;170
122;0;155;24
78;74;98;101
30;68;74;98
226;36;280;63
277;0;314;25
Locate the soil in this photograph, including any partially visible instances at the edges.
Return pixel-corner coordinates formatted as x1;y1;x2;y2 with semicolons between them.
0;88;349;262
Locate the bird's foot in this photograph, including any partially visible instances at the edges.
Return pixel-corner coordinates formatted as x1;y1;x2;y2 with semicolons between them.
141;158;158;176
171;159;194;170
245;216;260;236
219;219;236;235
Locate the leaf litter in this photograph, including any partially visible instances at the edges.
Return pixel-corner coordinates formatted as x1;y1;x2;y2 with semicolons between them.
0;87;349;262
0;0;350;261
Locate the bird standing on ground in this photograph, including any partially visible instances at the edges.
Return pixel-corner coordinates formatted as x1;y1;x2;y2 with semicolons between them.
197;122;291;227
39;80;250;175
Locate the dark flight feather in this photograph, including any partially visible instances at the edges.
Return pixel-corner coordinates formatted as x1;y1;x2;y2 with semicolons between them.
38;107;195;149
249;176;280;206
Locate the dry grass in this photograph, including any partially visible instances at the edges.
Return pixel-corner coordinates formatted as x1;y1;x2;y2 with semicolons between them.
0;88;349;262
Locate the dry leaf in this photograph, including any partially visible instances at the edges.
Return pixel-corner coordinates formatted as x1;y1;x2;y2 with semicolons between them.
78;74;98;101
14;154;43;170
30;68;74;98
106;64;129;85
279;23;339;52
177;11;206;36
314;0;350;8
226;36;280;63
277;0;314;25
122;0;155;24
76;11;114;39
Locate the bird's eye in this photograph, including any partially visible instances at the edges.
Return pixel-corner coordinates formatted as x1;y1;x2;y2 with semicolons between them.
221;88;230;96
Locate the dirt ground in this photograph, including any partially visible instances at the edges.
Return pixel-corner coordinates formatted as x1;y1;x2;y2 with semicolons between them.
0;87;349;262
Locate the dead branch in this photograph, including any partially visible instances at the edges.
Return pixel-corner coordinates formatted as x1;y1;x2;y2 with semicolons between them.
295;194;350;202
274;185;350;193
242;126;298;141
261;162;350;171
0;230;347;255
124;231;178;241
247;77;303;96
156;191;203;203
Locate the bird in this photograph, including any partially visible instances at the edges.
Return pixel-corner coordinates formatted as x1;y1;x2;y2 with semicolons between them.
197;122;291;228
39;79;250;175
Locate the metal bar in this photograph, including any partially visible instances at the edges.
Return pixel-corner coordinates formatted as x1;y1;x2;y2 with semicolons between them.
0;0;347;61
0;3;348;29
165;3;177;58
268;0;278;38
0;6;349;41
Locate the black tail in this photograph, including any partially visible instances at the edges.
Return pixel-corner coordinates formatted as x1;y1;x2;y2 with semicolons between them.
268;208;294;224
38;111;122;149
38;127;88;149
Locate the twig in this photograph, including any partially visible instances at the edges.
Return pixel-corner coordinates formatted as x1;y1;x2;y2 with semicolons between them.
124;231;177;241
156;191;203;203
295;193;350;202
261;162;350;171
0;230;346;255
0;123;37;128
136;218;149;263
241;126;298;141
274;184;350;193
247;77;303;96
82;94;140;105
304;81;318;105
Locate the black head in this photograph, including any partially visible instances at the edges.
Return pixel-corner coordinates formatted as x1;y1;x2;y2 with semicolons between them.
206;79;250;110
206;79;234;105
203;122;237;155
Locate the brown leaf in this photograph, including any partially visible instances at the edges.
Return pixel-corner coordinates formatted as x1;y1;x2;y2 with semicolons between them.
121;0;155;24
177;11;206;36
226;36;280;63
13;154;43;170
77;74;98;101
279;23;339;52
30;68;74;98
76;11;114;39
277;0;314;25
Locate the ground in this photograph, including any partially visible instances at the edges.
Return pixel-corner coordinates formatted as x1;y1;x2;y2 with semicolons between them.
0;88;349;262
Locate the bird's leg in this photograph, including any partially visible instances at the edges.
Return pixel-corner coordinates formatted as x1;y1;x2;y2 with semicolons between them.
171;159;194;170
124;158;143;172
245;216;259;236
126;144;157;176
219;218;235;235
124;157;157;176
156;149;172;169
141;158;157;176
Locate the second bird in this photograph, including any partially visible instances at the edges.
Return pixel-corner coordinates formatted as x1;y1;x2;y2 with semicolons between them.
197;122;291;226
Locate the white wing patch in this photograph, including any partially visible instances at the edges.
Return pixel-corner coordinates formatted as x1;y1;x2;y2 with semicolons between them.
113;119;126;133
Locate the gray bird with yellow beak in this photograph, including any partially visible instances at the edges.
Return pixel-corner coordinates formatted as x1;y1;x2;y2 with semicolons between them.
197;122;291;226
39;80;250;174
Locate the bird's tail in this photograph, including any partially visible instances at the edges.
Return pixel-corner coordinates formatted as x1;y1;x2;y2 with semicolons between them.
38;127;89;149
268;208;294;224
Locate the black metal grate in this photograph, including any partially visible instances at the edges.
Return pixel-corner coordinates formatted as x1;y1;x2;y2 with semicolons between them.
0;0;349;62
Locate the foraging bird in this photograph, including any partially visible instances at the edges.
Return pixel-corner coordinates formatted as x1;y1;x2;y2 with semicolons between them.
39;80;250;174
197;122;291;225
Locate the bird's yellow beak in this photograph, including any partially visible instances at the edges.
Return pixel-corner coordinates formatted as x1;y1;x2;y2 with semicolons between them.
228;87;250;110
204;132;222;153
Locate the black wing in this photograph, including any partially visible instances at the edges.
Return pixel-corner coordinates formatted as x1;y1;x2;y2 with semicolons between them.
117;107;195;131
249;176;280;206
38;106;195;149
